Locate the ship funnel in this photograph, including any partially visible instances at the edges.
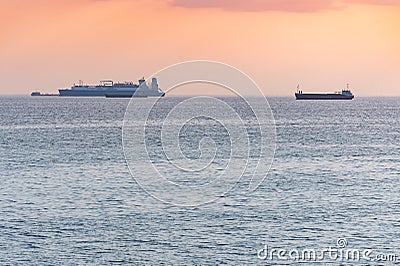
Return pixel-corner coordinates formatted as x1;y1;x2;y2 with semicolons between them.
151;78;158;91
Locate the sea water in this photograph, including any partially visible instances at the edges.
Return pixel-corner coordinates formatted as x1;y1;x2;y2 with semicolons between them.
0;96;399;264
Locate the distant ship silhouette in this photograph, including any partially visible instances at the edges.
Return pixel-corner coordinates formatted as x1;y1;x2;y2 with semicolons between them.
295;84;354;100
32;77;165;98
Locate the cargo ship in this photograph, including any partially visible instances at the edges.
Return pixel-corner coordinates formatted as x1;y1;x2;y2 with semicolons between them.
295;84;354;100
57;77;164;97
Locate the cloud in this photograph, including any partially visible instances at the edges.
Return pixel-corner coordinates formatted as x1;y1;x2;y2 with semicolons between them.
345;0;400;5
169;0;338;12
169;0;400;12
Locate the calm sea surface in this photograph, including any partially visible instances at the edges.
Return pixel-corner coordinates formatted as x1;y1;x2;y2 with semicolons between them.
0;96;399;265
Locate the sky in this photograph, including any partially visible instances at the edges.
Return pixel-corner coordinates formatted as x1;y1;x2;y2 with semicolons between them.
1;0;399;96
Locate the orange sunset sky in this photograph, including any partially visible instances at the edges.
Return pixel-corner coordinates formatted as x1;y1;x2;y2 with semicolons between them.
1;0;399;96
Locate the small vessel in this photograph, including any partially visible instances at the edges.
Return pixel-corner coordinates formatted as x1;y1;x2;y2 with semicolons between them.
295;84;354;100
31;92;59;97
58;77;165;97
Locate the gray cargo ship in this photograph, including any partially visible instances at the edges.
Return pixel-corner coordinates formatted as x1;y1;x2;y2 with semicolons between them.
58;77;164;97
295;84;354;100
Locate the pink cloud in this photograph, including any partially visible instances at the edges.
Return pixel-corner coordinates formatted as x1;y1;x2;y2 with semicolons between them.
170;0;338;12
169;0;400;12
345;0;400;5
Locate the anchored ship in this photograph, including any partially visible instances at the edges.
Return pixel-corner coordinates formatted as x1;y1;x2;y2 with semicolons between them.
58;77;165;97
31;92;58;97
295;84;354;100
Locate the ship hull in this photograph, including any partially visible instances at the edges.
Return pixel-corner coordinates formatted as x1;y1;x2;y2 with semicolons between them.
59;89;136;97
105;92;146;98
295;93;354;100
105;95;146;98
105;92;165;98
